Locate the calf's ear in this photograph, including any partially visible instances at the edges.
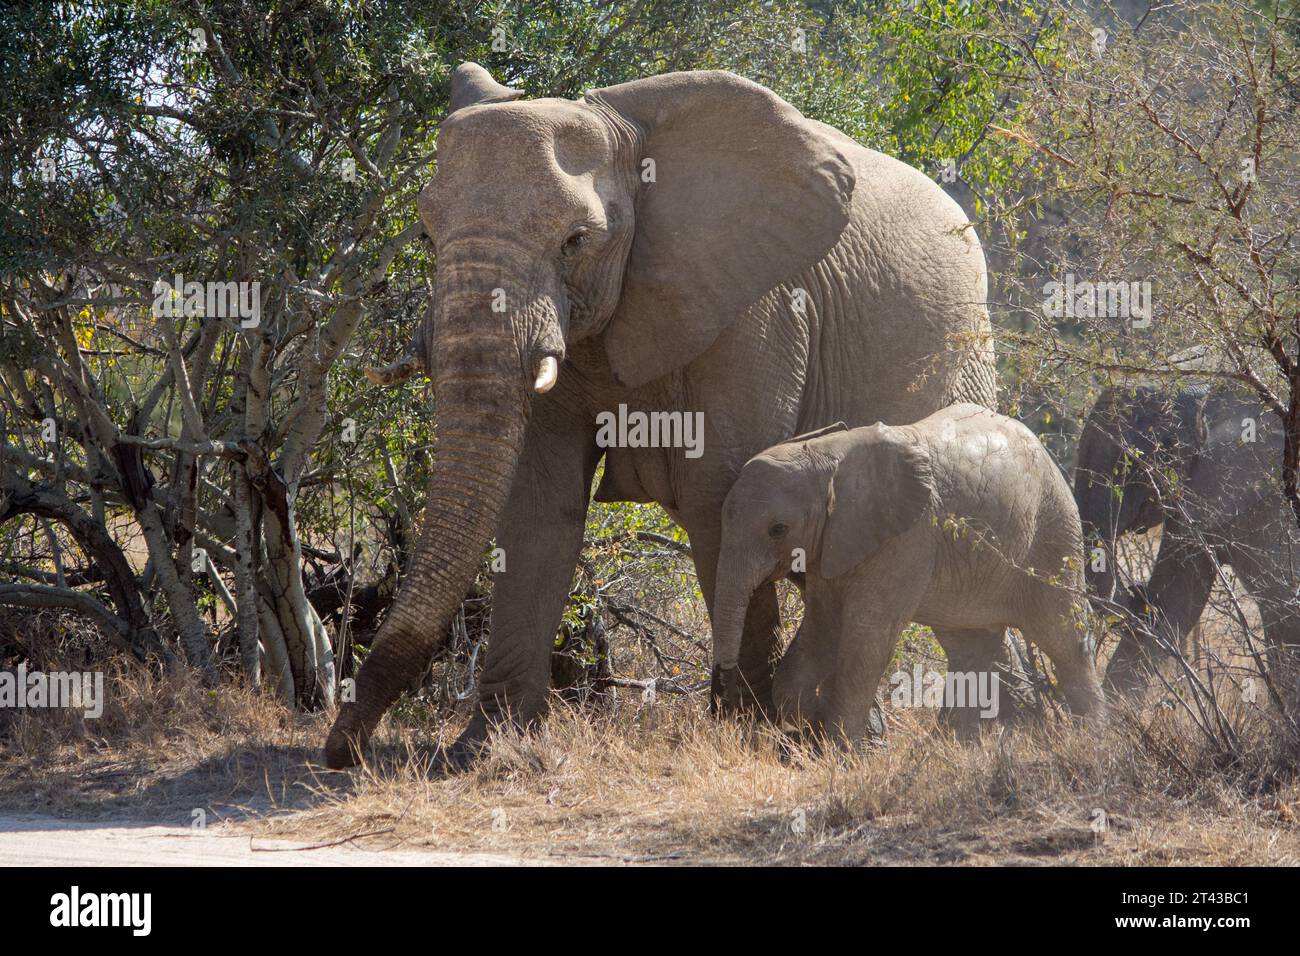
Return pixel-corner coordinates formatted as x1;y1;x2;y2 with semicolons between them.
820;425;933;579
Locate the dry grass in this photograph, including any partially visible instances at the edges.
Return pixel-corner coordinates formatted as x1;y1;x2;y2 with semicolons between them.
3;657;1299;865
4;582;1299;865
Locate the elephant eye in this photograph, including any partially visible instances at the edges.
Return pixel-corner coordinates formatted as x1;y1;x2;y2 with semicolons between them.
561;228;589;257
769;522;789;538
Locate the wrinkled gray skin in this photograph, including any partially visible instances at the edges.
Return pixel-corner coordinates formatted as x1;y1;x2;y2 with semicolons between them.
1074;385;1300;693
713;405;1105;745
324;63;999;769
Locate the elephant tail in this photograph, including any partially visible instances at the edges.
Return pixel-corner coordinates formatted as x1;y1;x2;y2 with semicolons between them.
944;327;999;410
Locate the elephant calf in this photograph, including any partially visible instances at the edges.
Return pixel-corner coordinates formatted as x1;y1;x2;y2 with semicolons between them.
711;404;1105;745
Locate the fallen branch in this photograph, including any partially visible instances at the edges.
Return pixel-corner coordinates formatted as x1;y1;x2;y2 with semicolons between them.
249;826;396;852
608;676;709;696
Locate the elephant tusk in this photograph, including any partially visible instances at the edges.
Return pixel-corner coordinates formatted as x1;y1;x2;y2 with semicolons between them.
365;354;421;386
533;355;559;394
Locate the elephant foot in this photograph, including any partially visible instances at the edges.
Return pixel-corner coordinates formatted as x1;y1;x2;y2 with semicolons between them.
322;707;370;769
827;697;887;753
937;703;985;743
1103;626;1176;697
710;663;775;719
432;737;484;776
433;714;492;775
709;665;745;716
776;726;826;762
1102;657;1153;697
938;684;1038;739
775;695;886;761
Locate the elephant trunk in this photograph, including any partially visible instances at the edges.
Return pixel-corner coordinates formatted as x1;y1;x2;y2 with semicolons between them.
1074;414;1123;606
711;551;768;702
712;583;752;674
1081;517;1118;606
1074;444;1119;605
712;554;769;712
324;278;541;769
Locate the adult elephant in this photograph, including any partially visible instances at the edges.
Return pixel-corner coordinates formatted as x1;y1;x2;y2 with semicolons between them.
324;63;998;769
1073;384;1300;693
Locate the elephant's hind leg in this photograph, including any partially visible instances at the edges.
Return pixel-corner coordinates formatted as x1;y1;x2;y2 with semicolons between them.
1228;529;1300;691
1021;596;1105;724
932;627;1010;741
1252;584;1300;691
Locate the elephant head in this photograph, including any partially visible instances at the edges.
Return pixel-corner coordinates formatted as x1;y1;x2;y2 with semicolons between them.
711;425;932;706
1072;385;1208;604
325;64;856;767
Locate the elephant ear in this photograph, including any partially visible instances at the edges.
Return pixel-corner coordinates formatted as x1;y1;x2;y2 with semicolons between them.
449;62;524;113
821;425;934;579
590;71;856;388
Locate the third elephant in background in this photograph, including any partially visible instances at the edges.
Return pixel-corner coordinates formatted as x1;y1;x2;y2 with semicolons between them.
1074;383;1300;693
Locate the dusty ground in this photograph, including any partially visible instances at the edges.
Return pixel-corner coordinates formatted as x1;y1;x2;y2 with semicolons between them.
2;665;1298;866
3;559;1298;866
0;815;552;866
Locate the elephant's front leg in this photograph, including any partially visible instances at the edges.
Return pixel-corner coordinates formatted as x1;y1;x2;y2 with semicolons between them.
1104;524;1215;695
446;401;598;766
775;578;887;741
773;615;834;727
818;619;905;750
818;575;922;749
773;616;870;747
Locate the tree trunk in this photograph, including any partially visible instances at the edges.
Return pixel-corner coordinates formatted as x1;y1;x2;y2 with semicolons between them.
231;465;262;685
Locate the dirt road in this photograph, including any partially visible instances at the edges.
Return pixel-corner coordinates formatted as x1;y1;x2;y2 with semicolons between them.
0;815;552;866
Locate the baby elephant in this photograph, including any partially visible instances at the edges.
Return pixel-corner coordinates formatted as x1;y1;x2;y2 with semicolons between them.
712;404;1105;746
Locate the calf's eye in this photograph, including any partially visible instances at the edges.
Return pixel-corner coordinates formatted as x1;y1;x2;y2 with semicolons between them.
769;523;789;538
